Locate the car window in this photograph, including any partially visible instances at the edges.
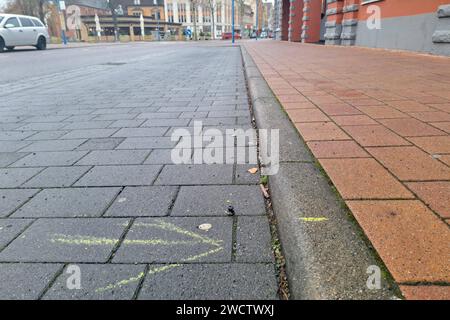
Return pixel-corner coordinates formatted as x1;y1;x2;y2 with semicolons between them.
5;17;21;28
32;19;44;27
19;17;34;27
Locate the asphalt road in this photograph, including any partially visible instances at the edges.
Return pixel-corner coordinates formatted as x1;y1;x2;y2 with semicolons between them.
0;42;278;299
0;42;188;82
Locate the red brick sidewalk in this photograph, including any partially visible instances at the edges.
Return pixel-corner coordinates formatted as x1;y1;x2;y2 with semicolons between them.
244;41;450;300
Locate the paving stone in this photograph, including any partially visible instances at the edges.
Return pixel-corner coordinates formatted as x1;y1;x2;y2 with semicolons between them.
288;108;330;122
24;130;70;141
155;164;233;185
0;189;39;217
400;285;450;300
12;187;120;218
76;138;124;150
116;137;177;149
16;122;65;131
61;129;118;139
295;122;350;141
0;218;129;262
179;112;208;118
10;151;88;167
144;148;190;164
190;117;236;126
43;264;145;300
171;185;265;216
236;216;274;263
138;263;277;299
142;119;190;127
105;186;178;217
408;136;450;154
0;152;28;167
406;182;450;219
137;112;180;119
62;121;113;130
0;131;36;140
307;141;369;158
93;113;138;121
367;146;450;181
75;165;162;186
0;168;43;188
342;125;410;147
430;122;450;134
113;217;232;263
76;150;150;165
316;103;362;116
346;200;450;283
409;111;450;122
319;158;414;199
112;127;168;137
0;219;33;249
235;164;260;185
24;115;69;122
21;166;91;188
379;118;445;137
19;139;87;152
356;106;408;119
331;115;378;126
0;141;32;152
386;100;434;112
108;119;145;128
0;263;62;300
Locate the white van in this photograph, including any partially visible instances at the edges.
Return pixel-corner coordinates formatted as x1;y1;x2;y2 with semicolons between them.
0;13;50;51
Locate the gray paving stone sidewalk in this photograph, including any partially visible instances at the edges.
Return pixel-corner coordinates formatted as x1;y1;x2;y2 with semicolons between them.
0;43;278;300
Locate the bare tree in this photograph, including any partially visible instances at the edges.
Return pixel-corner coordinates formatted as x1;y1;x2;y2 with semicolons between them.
202;0;222;40
190;0;199;40
3;0;45;21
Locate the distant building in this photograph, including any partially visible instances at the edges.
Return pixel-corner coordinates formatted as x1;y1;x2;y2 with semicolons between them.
275;0;450;56
47;0;182;41
162;0;236;38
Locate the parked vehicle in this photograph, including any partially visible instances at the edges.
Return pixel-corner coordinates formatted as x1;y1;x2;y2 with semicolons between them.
221;32;241;40
0;13;50;52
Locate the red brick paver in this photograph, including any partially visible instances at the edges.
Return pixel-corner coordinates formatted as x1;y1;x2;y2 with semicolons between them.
245;41;450;299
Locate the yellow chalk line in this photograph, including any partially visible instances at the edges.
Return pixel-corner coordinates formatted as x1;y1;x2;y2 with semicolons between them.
50;234;205;246
95;248;224;293
95;264;180;293
132;220;223;247
299;217;328;222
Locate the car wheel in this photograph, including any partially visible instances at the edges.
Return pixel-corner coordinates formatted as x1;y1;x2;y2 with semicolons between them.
6;46;15;51
36;36;47;50
0;37;5;52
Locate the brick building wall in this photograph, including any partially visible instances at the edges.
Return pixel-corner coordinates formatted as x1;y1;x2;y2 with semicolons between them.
278;0;450;56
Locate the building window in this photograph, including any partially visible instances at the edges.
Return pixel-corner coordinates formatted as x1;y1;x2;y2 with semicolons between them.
179;3;186;23
203;6;211;23
167;3;174;23
134;0;140;5
217;4;221;23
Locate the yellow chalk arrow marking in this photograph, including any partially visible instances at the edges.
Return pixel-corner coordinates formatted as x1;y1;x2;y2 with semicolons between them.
299;217;328;222
49;220;225;293
50;234;206;246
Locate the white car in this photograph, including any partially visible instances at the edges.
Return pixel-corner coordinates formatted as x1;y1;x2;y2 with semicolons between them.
0;13;50;51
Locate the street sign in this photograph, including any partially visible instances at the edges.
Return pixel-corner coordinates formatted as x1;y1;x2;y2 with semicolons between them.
59;1;66;10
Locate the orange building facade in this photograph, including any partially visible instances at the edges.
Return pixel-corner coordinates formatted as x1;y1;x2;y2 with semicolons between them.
278;0;450;56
